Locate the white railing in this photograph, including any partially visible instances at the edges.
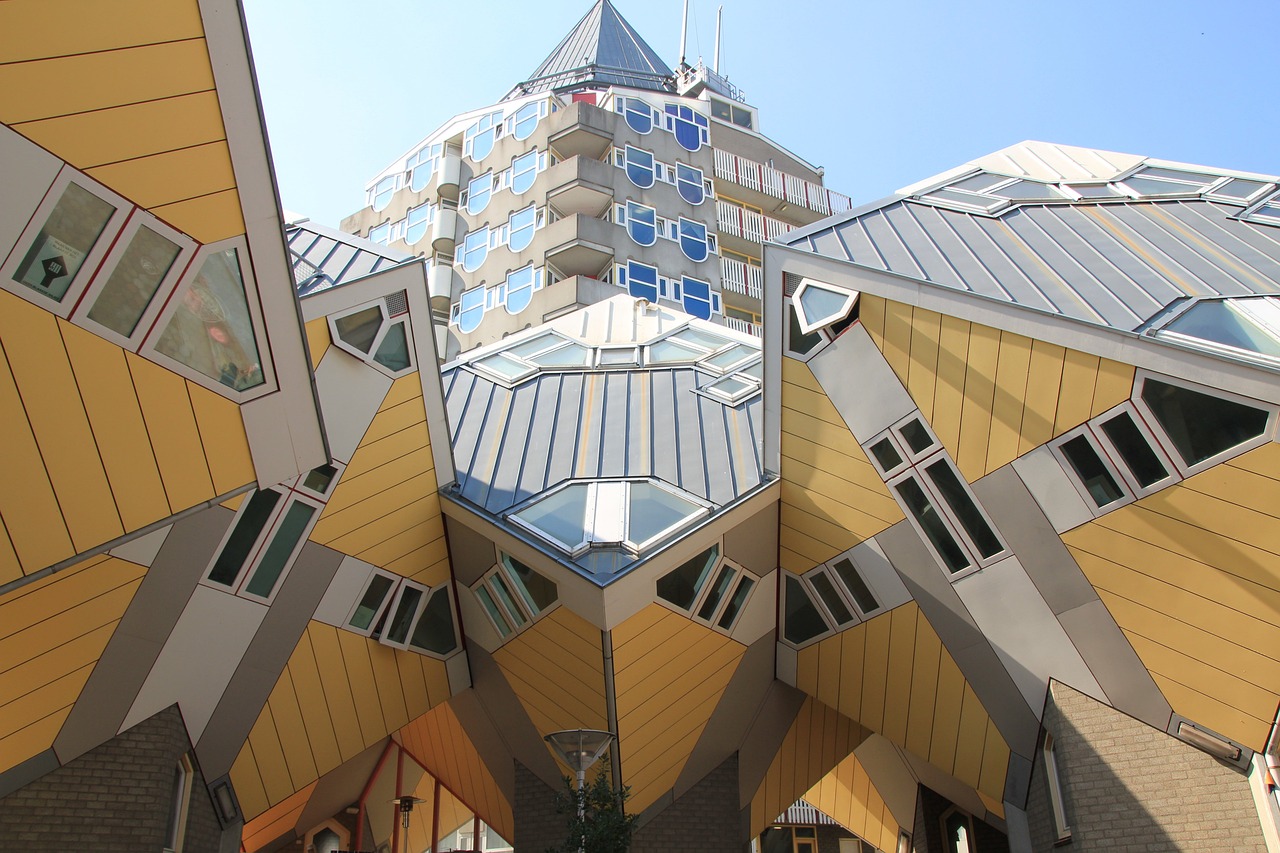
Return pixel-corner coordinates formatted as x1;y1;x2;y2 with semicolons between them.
720;257;763;300
722;316;762;338
716;199;795;245
713;149;853;217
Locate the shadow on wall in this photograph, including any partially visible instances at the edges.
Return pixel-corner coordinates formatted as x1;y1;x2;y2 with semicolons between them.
1023;681;1264;852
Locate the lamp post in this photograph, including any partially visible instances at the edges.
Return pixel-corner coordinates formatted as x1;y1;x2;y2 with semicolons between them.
392;796;424;853
543;729;615;813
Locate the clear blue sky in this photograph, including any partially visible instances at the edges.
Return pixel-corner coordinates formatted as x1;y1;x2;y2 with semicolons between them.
243;0;1280;229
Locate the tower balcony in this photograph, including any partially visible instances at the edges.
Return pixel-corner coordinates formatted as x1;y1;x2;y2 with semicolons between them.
713;148;853;222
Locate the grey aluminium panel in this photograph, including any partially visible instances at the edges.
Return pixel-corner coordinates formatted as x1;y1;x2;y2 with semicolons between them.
53;507;234;764
196;541;345;781
1057;600;1172;730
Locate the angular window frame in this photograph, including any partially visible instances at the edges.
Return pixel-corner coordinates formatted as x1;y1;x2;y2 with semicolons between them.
371;175;397;212
377;581;459;658
75;211;197;349
465;172;494;216
327;293;416;378
344;568;400;637
141;236;276;401
792;278;859;335
1;168;131;316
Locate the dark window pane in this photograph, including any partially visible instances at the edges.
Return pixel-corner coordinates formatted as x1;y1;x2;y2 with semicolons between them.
899;419;935;454
504;556;557;613
1099;412;1168;487
696;566;736;621
787;304;823;356
895;478;970;573
869;438;903;472
717;576;754;629
831;557;879;614
302;464;338;494
784;576;829;644
245;502;315;598
409;587;457;654
476;585;512;638
208;490;281;586
349;574;395;630
1060;435;1125;507
385;586;423;644
1142;379;1269;467
491;574;527;627
925;460;1002;559
373;321;410;371
810;571;853;625
657;546;718;610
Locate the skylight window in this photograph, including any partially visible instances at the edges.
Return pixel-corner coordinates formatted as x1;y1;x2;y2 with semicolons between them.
1157;296;1280;365
792;278;859;334
1117;165;1218;198
508;480;710;563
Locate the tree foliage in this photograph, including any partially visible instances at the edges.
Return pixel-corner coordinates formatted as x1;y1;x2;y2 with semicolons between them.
545;768;636;853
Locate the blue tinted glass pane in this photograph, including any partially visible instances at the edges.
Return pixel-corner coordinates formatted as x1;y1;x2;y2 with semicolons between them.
628;262;658;302
466;174;491;215
470;127;494;161
369;223;389;244
677;164;704;205
508;207;537;253
405;205;431;244
410;163;432;192
625;146;654;189
462;229;488;272
456;288;486;335
506;266;535;314
679;219;708;261
625;101;652;134
513;102;540;140
672;115;702;152
682;277;712;319
512;151;538;194
1166;300;1280;358
627;203;656;246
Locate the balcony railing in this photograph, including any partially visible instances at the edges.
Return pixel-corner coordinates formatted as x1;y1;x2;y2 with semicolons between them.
713;149;853;217
720;257;763;301
722;316;762;338
716;199;795;245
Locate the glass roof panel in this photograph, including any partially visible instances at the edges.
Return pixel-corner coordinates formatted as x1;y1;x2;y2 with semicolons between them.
649;338;704;364
512;483;591;551
670;326;734;352
950;173;1007;193
1123;177;1200;197
1212;178;1272;202
1164;298;1280;359
504;332;563;358
703;343;757;371
474;352;533;381
528;342;591;367
919;188;1005;212
1137;167;1217;185
988;179;1066;201
1067;184;1124;198
627;482;704;546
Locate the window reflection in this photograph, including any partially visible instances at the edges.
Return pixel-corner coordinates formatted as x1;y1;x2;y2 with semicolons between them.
14;182;115;301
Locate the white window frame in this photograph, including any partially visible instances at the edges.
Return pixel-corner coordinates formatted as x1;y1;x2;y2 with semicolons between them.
73;211;197;349
140;236;277;401
869;413;1007;579
0;167;131;316
791;277;859;335
779;570;836;649
344;567;400;638
824;554;883;619
688;556;754;632
328;294;416;378
1042;732;1072;843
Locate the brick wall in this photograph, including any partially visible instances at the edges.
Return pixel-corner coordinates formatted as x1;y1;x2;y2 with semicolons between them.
0;704;228;852
632;754;742;853
513;761;566;853
1025;680;1266;851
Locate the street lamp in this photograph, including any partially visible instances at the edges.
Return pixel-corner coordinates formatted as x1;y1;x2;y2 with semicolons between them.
391;795;424;853
543;729;615;816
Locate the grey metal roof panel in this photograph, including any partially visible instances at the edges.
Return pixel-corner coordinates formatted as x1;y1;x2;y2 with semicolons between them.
507;0;673;99
444;364;763;517
810;198;1280;332
287;220;410;297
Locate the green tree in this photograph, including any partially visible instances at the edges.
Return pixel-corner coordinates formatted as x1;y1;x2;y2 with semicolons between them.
546;768;636;853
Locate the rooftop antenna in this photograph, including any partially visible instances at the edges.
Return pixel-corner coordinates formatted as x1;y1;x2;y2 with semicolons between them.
714;5;722;73
678;0;689;70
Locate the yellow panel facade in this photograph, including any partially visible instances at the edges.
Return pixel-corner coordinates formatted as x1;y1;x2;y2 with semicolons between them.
0;0;205;64
231;621;453;818
0;554;145;773
859;295;1135;480
794;602;1009;802
612;605;746;813
748;697;870;840
1065;445;1280;749
240;782;316;853
780;358;903;573
493;607;607;738
803;752;901;853
127;352;217;512
397;702;515;843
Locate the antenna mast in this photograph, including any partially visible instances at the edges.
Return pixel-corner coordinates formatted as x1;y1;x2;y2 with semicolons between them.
678;0;689;69
714;5;722;73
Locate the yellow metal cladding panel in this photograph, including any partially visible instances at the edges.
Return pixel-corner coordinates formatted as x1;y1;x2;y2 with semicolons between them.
794;602;1008;801
397;702;515;843
304;322;331;370
612;605;746;813
127;352;217;511
87;141;235;210
239;782;316;853
803;752;901;853
230;621;454;817
187;382;255;496
0;554;144;773
311;377;449;579
150;188;245;244
493;607;607;738
748;697;870;840
1065;445;1280;749
860;296;1135;481
780;358;903;572
0;1;206;64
